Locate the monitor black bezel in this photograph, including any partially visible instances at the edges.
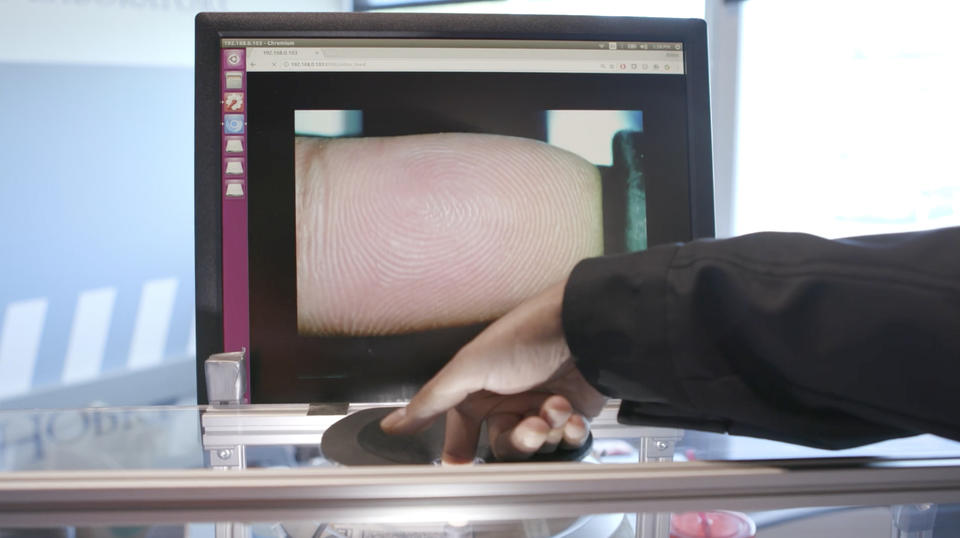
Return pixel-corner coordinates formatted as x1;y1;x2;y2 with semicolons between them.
195;12;715;404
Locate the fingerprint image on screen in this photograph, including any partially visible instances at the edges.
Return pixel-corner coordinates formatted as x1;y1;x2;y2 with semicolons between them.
294;110;647;338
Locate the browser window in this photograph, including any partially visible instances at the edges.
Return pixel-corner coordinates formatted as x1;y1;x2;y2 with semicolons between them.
239;39;685;74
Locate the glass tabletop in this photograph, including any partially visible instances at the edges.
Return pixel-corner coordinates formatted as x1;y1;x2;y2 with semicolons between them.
1;403;959;537
2;402;959;473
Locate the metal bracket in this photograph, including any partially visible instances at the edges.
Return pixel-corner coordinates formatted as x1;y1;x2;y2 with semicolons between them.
209;444;245;471
205;349;247;406
203;349;249;476
892;503;938;538
638;432;682;464
636;428;683;538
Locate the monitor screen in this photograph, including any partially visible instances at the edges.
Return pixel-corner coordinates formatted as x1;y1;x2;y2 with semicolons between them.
195;13;714;404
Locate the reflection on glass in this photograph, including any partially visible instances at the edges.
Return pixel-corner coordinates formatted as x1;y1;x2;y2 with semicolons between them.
0;407;201;472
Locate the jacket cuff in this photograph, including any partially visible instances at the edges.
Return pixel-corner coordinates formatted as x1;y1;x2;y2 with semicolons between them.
617;400;729;434
561;245;690;405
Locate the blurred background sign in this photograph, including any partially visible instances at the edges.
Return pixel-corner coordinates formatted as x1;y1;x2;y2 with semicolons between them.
0;0;350;408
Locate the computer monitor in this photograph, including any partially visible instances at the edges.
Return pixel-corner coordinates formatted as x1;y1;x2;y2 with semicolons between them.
195;12;714;404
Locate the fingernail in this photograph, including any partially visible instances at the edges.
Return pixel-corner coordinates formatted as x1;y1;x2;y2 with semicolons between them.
544;407;566;429
380;408;406;431
541;398;572;428
519;430;546;451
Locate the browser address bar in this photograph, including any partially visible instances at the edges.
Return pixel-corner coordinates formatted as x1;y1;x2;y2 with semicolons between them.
245;47;684;75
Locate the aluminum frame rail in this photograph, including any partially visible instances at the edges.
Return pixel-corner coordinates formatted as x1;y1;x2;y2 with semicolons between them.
1;458;959;526
199;401;677;446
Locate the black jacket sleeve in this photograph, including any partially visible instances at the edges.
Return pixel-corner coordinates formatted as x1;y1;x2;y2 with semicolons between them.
561;227;960;449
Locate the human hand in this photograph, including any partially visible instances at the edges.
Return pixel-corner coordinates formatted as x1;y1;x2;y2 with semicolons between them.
380;280;607;463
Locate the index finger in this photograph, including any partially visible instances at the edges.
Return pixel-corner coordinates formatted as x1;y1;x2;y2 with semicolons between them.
380;358;481;434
